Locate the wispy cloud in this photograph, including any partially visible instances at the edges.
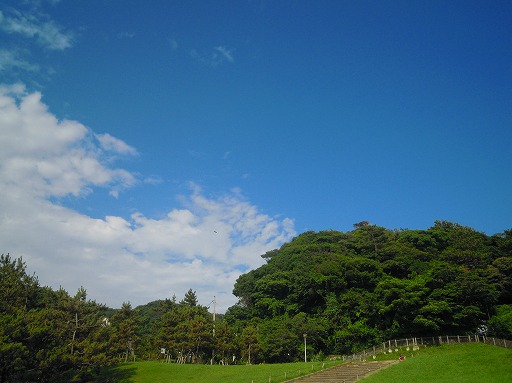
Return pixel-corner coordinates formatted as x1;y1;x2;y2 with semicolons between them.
117;31;135;39
215;46;234;63
169;38;178;50
0;49;39;72
0;9;74;50
0;87;295;311
190;45;235;67
96;133;138;156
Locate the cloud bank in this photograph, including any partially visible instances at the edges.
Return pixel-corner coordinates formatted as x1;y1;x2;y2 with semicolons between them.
0;85;295;312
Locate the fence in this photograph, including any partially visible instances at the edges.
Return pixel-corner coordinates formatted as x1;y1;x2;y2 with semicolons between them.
342;335;512;362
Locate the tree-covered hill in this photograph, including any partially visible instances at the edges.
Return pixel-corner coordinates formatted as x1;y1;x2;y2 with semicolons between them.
224;221;512;357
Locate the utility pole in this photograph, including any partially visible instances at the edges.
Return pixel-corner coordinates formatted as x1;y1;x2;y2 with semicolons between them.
303;333;307;363
211;296;216;365
213;296;216;323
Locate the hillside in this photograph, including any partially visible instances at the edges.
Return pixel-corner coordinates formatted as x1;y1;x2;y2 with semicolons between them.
359;342;512;383
225;221;512;357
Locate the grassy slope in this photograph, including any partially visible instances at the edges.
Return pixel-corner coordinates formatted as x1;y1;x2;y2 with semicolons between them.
102;343;511;383
360;343;512;383
106;360;339;383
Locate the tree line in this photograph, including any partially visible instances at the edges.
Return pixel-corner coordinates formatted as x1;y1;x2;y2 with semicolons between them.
1;221;511;382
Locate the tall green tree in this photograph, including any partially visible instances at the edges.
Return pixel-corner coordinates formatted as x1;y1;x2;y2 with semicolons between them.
181;289;199;306
213;321;236;364
0;254;37;382
111;302;139;362
157;292;213;363
239;325;260;364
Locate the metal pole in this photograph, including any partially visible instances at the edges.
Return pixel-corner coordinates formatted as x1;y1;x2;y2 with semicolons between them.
303;333;307;363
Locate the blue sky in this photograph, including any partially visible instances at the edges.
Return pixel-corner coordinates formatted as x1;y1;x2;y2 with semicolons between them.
1;0;510;310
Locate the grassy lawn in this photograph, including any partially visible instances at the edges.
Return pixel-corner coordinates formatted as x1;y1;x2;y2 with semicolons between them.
100;343;511;383
101;360;341;383
360;342;512;383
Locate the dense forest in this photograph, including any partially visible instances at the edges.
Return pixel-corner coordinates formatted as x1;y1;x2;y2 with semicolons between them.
1;221;512;382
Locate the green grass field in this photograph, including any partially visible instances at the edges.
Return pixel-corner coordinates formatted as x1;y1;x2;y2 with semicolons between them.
101;360;341;383
360;343;512;383
100;343;511;383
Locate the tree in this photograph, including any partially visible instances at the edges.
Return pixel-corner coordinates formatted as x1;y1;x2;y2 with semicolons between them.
157;302;212;363
489;257;512;303
374;276;428;337
259;316;300;363
330;319;380;354
239;326;260;364
181;289;198;307
213;321;236;364
57;287;114;381
228;223;512;357
487;305;512;338
0;255;37;382
0;255;114;382
0;312;29;383
0;254;39;313
350;224;393;255
111;302;139;362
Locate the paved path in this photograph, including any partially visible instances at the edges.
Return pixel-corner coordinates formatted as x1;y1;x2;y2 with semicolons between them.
286;360;399;383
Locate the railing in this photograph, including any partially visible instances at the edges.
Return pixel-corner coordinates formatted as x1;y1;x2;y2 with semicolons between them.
342;335;512;361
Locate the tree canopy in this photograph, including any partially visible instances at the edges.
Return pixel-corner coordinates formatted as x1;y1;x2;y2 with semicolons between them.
225;222;512;355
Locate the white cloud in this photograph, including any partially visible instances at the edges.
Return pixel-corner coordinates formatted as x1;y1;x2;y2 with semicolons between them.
0;87;295;312
0;9;74;50
0;49;40;72
0;87;135;198
96;133;138;156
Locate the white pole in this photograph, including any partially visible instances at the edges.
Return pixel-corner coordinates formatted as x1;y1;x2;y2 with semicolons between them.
303;333;307;363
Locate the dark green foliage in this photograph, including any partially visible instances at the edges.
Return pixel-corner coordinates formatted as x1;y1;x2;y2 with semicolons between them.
487;305;512;338
111;303;139;362
227;222;512;360
154;292;214;364
133;297;176;358
181;289;199;306
0;254;114;383
238;325;260;364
